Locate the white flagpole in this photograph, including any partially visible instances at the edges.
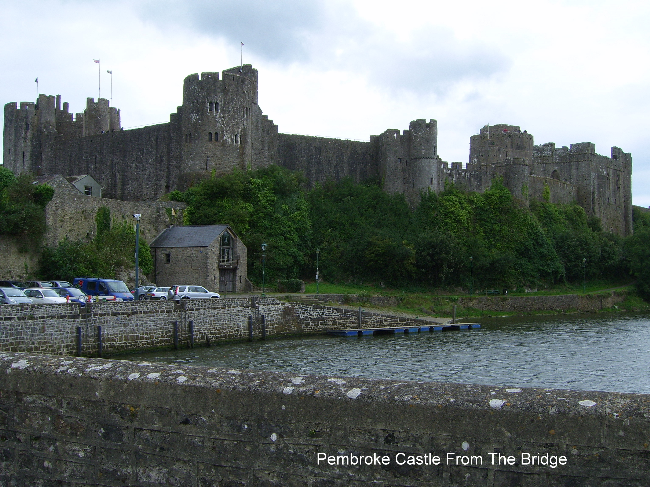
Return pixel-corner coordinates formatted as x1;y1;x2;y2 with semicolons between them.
35;77;38;98
94;59;101;99
107;70;113;100
240;42;244;71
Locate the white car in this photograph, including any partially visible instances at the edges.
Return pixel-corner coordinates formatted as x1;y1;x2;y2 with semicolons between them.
23;288;68;304
168;285;220;301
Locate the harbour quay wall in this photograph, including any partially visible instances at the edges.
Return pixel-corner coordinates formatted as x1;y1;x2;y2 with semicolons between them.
0;297;438;356
1;352;649;486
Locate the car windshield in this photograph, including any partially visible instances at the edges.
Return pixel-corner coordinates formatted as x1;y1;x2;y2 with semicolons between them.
107;281;130;293
42;289;60;297
3;289;25;297
57;281;73;288
66;288;84;297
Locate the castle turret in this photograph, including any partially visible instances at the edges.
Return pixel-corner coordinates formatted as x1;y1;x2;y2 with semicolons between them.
179;65;259;176
468;124;533;198
83;98;121;136
377;119;439;203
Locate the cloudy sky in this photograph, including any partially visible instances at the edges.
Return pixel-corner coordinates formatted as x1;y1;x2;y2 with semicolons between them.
2;0;649;206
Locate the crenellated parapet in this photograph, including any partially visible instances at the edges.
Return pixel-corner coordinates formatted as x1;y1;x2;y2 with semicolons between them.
2;64;633;236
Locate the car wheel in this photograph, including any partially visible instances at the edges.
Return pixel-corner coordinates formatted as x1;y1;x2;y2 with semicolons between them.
160;296;166;300
139;295;146;300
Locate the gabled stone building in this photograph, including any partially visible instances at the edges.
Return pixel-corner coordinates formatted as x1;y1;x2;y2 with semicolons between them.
149;225;247;293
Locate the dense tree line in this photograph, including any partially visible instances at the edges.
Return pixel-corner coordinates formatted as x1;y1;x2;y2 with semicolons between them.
3;164;647;299
167;165;647;297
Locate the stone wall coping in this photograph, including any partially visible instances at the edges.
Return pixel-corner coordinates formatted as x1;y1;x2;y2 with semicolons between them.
1;352;646;419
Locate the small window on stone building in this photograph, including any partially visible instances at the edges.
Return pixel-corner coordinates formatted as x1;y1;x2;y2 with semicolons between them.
84;186;92;196
215;102;219;113
235;134;239;144
165;253;171;264
209;102;214;112
208;132;212;142
215;132;219;141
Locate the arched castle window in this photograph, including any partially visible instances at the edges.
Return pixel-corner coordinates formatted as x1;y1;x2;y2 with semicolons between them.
208;132;212;141
215;132;219;142
235;134;239;144
208;102;213;112
551;170;560;180
215;102;219;113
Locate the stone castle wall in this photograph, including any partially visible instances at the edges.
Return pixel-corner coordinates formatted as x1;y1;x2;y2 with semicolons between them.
42;175;186;248
3;67;633;235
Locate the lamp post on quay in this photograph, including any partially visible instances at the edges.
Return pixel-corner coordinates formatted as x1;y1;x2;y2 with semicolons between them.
583;258;587;294
469;256;474;297
261;243;267;296
316;248;320;294
133;214;141;300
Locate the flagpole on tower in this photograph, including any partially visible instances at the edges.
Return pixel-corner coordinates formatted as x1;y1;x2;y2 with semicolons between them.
93;59;100;99
35;77;39;98
240;42;244;72
107;70;113;100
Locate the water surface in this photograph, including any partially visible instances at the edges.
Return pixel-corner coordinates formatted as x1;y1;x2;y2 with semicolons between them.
126;315;650;393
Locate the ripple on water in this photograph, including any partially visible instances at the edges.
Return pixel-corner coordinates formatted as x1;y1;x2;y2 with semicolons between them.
126;316;650;394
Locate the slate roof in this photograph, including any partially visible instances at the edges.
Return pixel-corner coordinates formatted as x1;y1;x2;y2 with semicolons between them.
149;225;230;248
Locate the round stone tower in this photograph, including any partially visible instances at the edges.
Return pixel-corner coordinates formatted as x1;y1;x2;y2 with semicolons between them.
180;65;259;176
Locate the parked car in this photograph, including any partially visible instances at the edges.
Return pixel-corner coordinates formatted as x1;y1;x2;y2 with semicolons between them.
147;287;171;300
0;287;33;305
168;285;220;301
0;280;27;289
53;287;93;305
50;280;74;289
132;285;157;300
73;278;134;302
23;280;56;288
23;288;68;304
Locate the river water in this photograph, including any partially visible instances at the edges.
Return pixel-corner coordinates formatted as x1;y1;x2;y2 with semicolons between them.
126;314;650;394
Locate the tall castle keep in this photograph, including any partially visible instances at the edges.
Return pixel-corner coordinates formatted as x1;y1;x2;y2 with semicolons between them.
3;64;632;236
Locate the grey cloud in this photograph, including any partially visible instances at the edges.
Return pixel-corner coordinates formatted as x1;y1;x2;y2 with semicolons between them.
136;0;510;96
138;0;329;62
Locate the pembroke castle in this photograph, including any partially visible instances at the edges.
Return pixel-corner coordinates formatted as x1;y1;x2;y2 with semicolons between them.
3;64;633;237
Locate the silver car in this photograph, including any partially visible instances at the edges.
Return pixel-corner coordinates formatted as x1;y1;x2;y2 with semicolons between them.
0;287;33;305
168;285;220;301
23;288;68;304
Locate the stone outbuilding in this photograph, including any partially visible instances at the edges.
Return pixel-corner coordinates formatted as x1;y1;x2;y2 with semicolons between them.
149;225;247;293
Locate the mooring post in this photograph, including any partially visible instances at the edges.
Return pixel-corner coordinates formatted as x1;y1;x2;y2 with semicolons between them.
261;315;266;340
173;321;179;350
248;315;253;341
358;306;362;328
453;305;456;324
97;325;102;358
76;326;82;356
189;320;194;348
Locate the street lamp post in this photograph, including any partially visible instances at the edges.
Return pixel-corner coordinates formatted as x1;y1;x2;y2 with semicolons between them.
261;243;267;296
133;214;141;300
583;258;587;294
470;256;474;297
316;249;320;294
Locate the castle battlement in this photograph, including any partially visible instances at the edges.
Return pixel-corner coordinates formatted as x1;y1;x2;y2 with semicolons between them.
2;64;632;236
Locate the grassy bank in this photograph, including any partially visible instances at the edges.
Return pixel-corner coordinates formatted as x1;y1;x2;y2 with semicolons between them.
300;281;650;318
